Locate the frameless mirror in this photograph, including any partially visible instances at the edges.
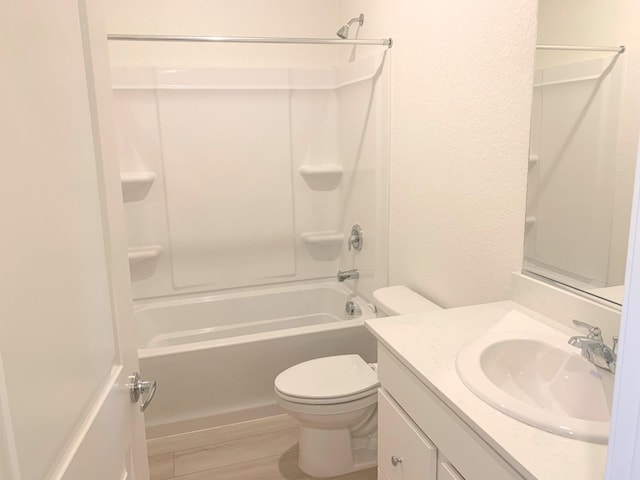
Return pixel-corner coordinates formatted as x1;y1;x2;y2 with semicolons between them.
523;0;639;306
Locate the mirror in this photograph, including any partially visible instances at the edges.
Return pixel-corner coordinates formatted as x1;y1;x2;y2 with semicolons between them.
523;0;639;306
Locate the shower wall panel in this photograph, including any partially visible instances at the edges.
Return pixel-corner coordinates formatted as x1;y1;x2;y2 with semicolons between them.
112;54;389;299
158;89;295;288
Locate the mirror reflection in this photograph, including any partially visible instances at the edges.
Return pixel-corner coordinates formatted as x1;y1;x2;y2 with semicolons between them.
523;0;639;306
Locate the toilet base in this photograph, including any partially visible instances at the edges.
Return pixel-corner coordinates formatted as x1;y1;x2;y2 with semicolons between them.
297;426;377;478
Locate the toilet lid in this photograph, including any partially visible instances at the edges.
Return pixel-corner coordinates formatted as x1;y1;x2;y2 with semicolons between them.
274;355;379;401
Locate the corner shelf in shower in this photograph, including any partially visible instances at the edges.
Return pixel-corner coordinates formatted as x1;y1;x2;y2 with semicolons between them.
301;231;344;260
301;231;345;246
299;165;343;176
121;171;156;202
299;164;343;191
128;245;163;265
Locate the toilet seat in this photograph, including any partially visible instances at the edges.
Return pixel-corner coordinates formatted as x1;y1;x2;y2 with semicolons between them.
274;354;379;405
276;386;378;405
276;388;378;416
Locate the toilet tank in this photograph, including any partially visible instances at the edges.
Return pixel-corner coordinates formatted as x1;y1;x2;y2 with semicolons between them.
372;286;442;315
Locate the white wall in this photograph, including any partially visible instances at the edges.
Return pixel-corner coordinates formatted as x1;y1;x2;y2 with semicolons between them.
106;0;340;68
338;1;538;307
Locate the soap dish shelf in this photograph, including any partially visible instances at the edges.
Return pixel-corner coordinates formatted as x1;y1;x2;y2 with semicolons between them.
128;245;162;264
299;165;343;177
299;165;343;191
121;171;156;202
301;231;344;246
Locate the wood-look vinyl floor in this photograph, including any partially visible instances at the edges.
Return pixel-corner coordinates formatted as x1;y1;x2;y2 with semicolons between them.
148;414;376;480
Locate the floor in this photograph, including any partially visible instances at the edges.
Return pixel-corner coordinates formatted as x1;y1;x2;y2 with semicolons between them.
147;414;377;480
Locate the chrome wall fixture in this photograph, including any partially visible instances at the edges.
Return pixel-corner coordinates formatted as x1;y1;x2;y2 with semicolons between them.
337;269;359;282
348;225;363;251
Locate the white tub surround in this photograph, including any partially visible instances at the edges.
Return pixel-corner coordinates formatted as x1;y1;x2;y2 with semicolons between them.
112;51;390;303
137;281;377;435
366;301;611;480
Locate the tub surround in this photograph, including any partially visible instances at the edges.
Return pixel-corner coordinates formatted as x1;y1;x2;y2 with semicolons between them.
366;301;610;480
112;54;390;303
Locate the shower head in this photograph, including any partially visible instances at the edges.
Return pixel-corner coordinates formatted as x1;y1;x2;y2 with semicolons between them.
336;14;364;39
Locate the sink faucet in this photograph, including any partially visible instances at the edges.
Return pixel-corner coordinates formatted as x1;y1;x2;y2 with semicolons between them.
568;320;618;373
337;268;359;282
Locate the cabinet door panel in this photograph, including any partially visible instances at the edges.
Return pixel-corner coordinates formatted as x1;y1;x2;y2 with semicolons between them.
378;346;524;480
438;457;465;480
378;389;437;480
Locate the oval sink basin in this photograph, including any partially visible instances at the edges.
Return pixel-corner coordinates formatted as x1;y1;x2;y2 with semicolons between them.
456;331;613;443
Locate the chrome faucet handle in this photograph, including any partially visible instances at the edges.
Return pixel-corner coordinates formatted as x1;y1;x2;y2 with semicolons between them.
572;320;603;343
348;225;363;251
612;336;619;355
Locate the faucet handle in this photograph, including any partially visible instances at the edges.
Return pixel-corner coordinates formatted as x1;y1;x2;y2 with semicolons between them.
348;225;363;252
612;336;619;355
572;320;603;342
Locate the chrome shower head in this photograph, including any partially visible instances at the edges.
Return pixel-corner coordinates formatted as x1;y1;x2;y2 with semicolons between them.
336;14;364;39
336;25;350;39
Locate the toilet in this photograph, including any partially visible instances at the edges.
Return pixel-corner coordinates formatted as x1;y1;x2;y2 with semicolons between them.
274;285;441;478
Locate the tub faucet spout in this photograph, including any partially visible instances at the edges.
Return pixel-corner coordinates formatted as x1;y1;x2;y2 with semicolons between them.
337;269;359;282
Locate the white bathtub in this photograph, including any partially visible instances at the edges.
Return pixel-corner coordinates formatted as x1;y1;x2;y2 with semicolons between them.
135;281;378;435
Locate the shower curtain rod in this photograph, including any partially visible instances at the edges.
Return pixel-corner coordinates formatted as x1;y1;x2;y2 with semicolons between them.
107;34;393;48
536;44;625;53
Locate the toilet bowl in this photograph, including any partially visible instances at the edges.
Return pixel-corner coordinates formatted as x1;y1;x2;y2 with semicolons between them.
274;286;441;478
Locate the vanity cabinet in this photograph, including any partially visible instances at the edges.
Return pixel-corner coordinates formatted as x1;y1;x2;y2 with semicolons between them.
377;345;525;480
378;389;437;479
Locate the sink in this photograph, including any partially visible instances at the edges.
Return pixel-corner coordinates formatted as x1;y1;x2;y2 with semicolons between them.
456;331;613;443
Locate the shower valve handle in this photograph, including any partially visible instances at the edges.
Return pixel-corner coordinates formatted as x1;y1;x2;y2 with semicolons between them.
348;224;363;251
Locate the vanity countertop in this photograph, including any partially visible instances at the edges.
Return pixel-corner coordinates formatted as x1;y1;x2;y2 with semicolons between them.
365;300;609;480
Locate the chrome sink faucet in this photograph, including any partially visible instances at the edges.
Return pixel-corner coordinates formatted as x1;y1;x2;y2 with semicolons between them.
568;320;618;374
337;268;359;282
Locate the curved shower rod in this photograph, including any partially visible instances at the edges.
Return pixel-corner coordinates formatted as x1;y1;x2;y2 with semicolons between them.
107;34;393;48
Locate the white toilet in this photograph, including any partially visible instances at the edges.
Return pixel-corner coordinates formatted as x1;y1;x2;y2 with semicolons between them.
274;286;441;478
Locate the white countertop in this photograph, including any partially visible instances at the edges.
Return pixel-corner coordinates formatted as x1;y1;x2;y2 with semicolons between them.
365;300;609;480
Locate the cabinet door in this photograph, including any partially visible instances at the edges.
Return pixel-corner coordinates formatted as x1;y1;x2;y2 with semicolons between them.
438;455;466;480
378;389;437;480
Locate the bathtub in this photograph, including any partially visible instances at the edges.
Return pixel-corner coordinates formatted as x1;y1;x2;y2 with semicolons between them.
135;281;378;436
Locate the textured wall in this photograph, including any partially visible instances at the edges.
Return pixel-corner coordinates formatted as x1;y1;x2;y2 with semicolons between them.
339;1;538;307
